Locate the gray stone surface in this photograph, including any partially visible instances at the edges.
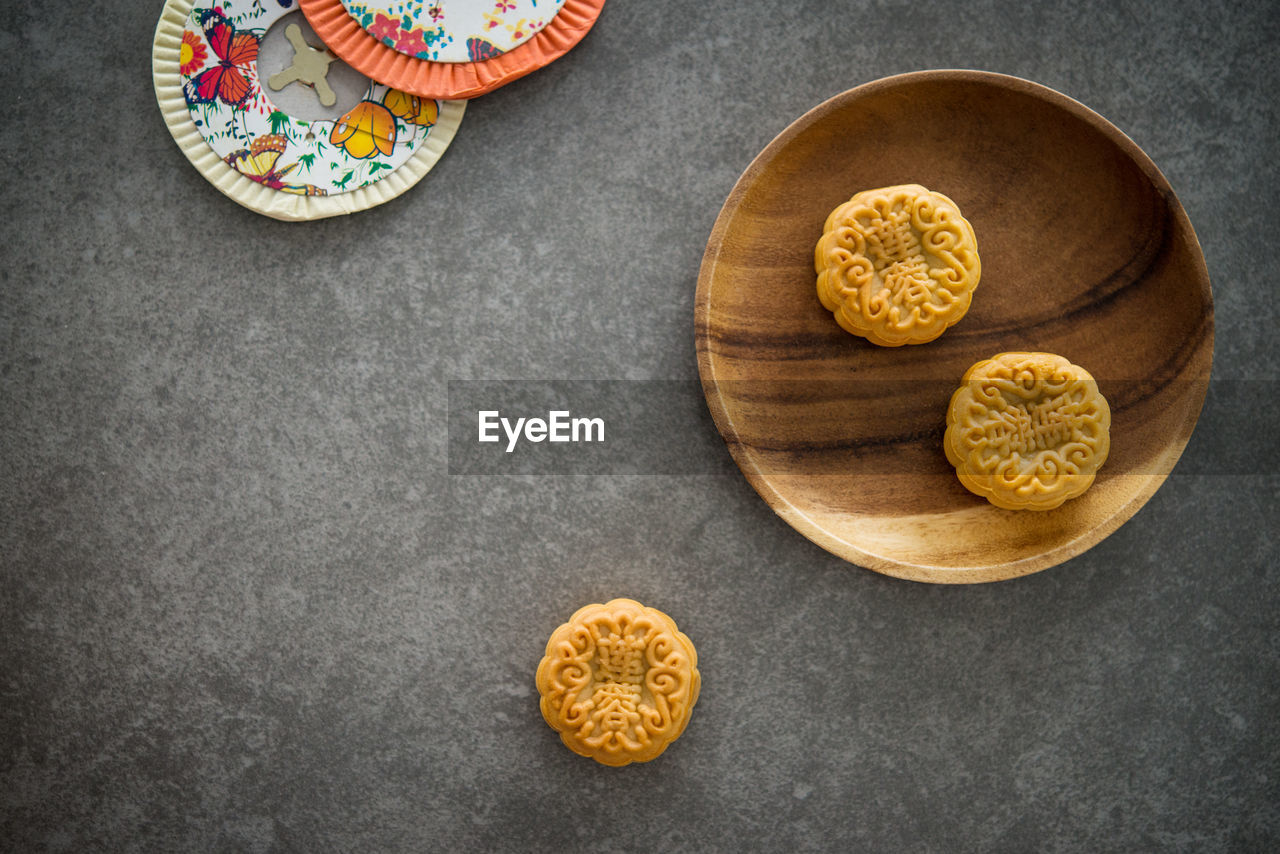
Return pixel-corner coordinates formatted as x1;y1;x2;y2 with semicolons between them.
2;0;1278;851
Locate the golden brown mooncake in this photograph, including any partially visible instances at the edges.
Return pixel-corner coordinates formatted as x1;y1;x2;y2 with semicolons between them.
535;598;700;767
945;352;1111;511
816;184;980;346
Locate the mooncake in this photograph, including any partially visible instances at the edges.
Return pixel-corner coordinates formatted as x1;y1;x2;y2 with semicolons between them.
536;599;700;767
945;352;1111;511
816;184;980;346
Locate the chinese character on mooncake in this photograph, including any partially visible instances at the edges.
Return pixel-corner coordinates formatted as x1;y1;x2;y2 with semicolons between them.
944;352;1111;511
816;184;981;346
536;599;700;766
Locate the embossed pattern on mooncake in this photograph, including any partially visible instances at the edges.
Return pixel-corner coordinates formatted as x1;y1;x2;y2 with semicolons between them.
816;184;980;346
536;599;700;767
945;352;1111;511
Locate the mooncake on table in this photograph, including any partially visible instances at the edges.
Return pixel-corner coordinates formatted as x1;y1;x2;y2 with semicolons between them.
536;598;699;767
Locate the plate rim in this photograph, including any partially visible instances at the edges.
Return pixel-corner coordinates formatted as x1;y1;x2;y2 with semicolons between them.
694;69;1214;584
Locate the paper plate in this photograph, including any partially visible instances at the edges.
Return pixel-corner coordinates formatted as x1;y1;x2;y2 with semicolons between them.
300;0;605;99
154;0;465;221
338;0;568;63
695;71;1214;584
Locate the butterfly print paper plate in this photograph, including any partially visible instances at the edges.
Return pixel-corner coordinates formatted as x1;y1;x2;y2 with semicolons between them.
299;0;605;99
153;0;465;220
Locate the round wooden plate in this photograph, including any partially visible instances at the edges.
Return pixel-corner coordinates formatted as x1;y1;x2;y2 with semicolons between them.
695;70;1213;584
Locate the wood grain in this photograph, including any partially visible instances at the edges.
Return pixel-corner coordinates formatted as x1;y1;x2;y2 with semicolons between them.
695;71;1214;583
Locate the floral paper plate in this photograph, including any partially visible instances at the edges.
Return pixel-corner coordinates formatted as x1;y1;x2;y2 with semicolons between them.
300;0;604;99
154;0;465;220
340;0;568;63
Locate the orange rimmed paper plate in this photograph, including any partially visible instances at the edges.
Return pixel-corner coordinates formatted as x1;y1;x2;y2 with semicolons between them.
300;0;605;100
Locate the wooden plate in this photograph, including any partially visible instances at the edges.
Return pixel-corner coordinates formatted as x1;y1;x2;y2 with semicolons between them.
695;71;1213;583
